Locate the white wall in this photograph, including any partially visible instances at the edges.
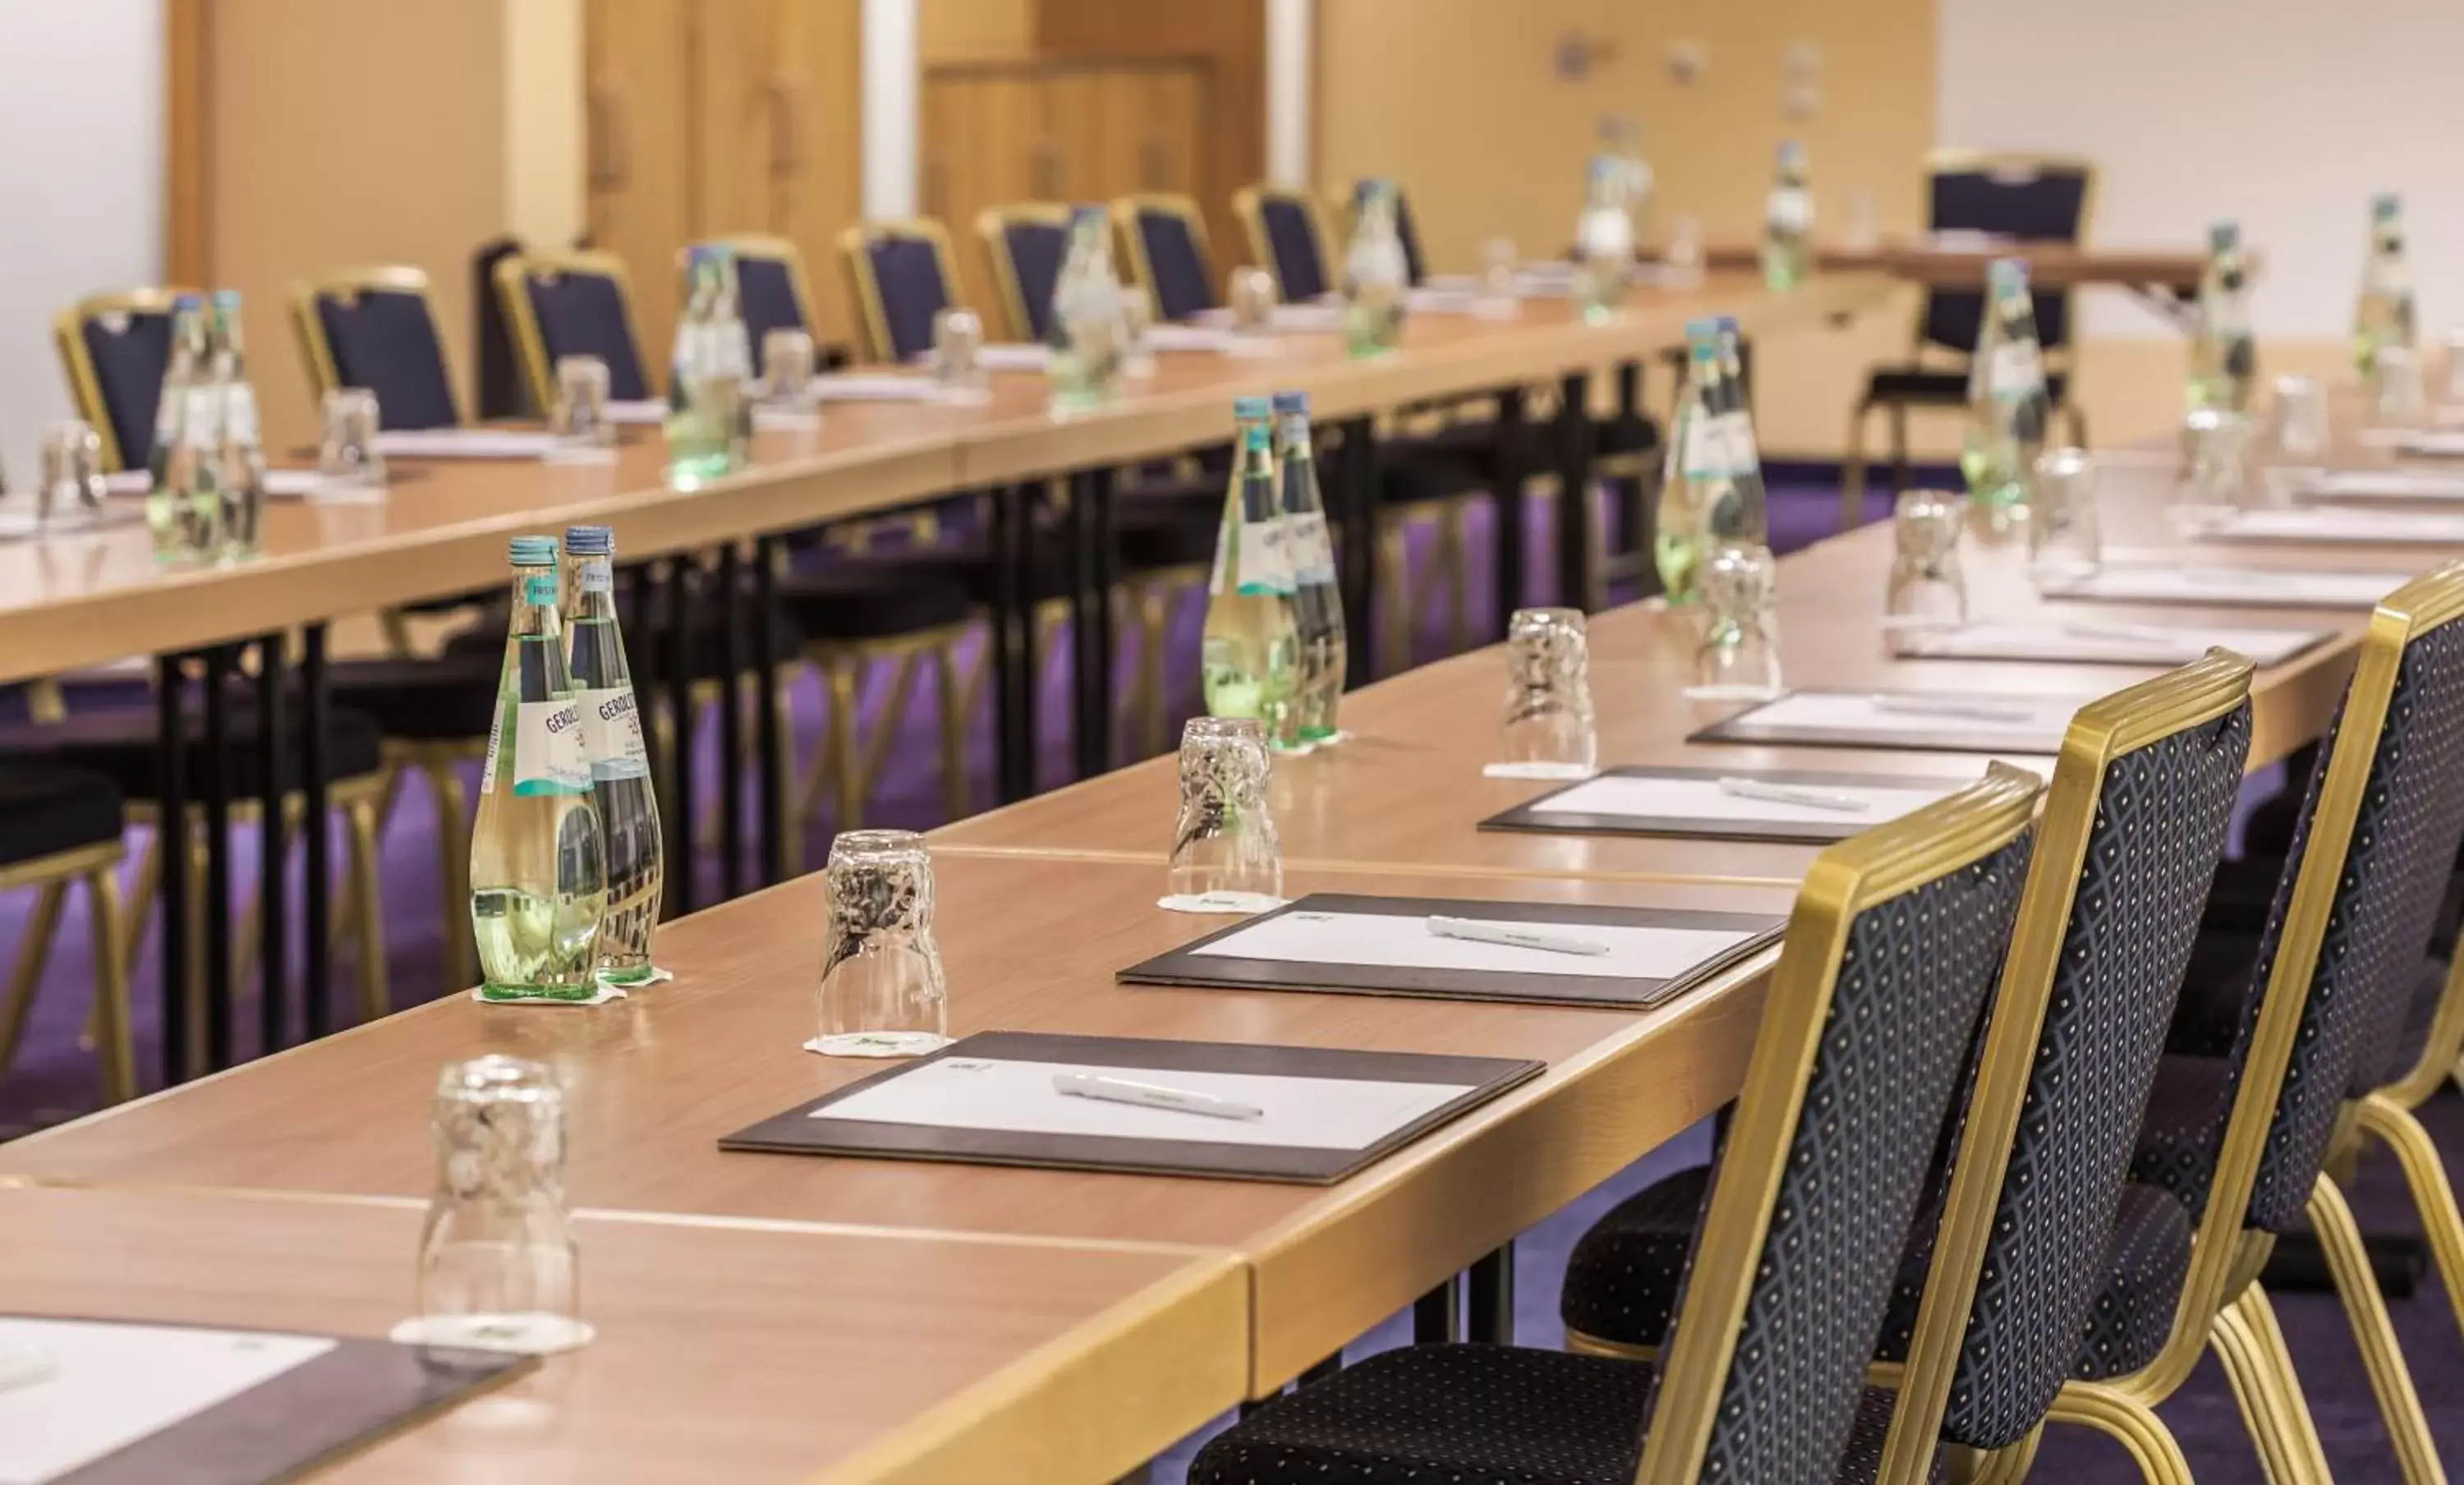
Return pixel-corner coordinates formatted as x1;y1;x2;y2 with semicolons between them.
1938;0;2464;341
0;1;163;482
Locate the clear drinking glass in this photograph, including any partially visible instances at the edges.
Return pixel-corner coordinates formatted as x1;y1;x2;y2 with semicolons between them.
1685;545;1783;701
1663;215;1706;289
761;329;819;405
317;388;386;491
2028;447;2103;587
2172;407;2250;532
931;307;986;393
38;421;105;530
1165;716;1283;909
2373;345;2427;427
1120;294;1157;379
402;1055;592;1355
1229;266;1280;333
1884;489;1969;639
2255;376;2330;506
812;830;950;1058
1499;607;1597;775
549;356;614;460
2440;328;2464;407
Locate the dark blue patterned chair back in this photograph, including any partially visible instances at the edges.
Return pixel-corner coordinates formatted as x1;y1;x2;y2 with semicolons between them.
999;218;1068;343
1921;161;2091;356
1935;700;2252;1451
732;255;809;379
1647;780;2037;1480
1129;205;1217;322
2211;616;2464;1234
1352;180;1427;286
1258;196;1331;302
76;306;177;471
314;287;461;432
864;234;953;363
520;267;651;401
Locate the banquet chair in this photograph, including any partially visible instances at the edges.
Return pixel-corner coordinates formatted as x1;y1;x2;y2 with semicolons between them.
0;766;134;1106
1841;152;2096;529
1562;656;2257;1482
1233;185;1336;305
494;247;656;407
1190;765;2042;1484
705;233;828;380
973;201;1072;345
53;287;195;474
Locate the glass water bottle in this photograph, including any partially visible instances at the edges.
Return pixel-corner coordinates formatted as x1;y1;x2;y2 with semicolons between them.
1761;140;1814;291
471;536;609;999
1573;155;1636;324
1344;179;1410;357
665;246;738;488
2189;222;2256;414
1274;392;1347;743
1654;324;1736;605
1201;398;1304;749
1048;206;1127;408
206;291;268;559
146;294;213;563
2353;192;2416;384
1961;258;2050;527
1709;317;1770;547
562;526;662;986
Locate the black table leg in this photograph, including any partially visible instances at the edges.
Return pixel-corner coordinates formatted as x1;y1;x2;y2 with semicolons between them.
1468;1243;1516;1345
992;485;1037;803
200;645;233;1073
257;632;288;1056
1489;386;1530;639
1068;468;1115;780
301;625;331;1038
717;543;746;902
666;558;698;915
1413;1275;1462;1345
1553;370;1597;612
753;536;785;887
155;654;191;1084
1337;416;1379;687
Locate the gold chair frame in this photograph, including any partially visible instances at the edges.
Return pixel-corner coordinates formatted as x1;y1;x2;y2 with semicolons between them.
53;287;201;474
492;247;654;413
0;838;133;1106
972;202;1073;346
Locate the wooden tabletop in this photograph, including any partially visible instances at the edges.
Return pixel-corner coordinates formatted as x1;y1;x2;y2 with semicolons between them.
1702;240;2214;290
0;1183;1243;1484
0;857;1789;1391
0;270;1892;685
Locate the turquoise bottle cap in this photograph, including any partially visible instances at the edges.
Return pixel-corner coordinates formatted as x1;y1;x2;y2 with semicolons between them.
172;292;203;310
2374;191;2401;215
1714;315;1740;333
1233;395;1272;421
1271;391;1308;416
563;525;614;557
211;288;241;308
1684;317;1718;338
1989;256;2030;289
2211;221;2239;249
509;535;559;567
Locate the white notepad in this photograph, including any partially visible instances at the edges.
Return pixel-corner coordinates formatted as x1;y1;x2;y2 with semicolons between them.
373;428;557;459
97;469;364;501
811;374;949;402
2196;508;2464;545
0;1317;335;1484
1719;691;2076;750
603;398;669;425
1142;324;1242;353
1189;908;1760;982
2388;430;2464;457
2302;469;2464;503
1894;620;2327;667
1527;772;1960;828
2037;564;2401;609
816;1055;1471;1150
973;343;1051;372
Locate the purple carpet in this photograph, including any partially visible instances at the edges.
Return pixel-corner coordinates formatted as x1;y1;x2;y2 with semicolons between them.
3;480;2457;1482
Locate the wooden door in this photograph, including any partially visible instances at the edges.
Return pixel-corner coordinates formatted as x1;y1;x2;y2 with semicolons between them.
586;0;696;380
923;69;1041;318
770;0;865;350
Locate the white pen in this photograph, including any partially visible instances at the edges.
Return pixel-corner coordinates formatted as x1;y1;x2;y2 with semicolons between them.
1868;694;2034;723
1053;1072;1264;1121
1717;776;1872;813
1427;915;1613;957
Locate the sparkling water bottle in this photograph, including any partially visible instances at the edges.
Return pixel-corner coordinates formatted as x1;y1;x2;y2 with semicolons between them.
1048;206;1127;408
1574;155;1636;323
1274;392;1347;742
2353;192;2416;384
1961;258;2050;523
1709;317;1770;547
1344;179;1410;357
665;246;738;488
1761;140;1814;291
206;291;267;559
146;294;213;563
471;536;609;1000
562;526;662;986
1201;398;1303;750
1654;322;1736;604
2190;222;2256;414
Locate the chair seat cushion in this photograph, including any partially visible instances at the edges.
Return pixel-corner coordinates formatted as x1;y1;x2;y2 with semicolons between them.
326;654;504;742
1379;451;1486;508
776;565;974;640
0;766;126;866
1866;366;2071;406
2066;1183;2194;1382
1558;1163;1708;1348
1116;484;1222;572
0;703;384;801
1188;1343;1924;1485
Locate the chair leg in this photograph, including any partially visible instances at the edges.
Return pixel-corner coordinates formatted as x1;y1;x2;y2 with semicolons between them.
855;651;925;803
2306;1173;2445;1484
2209;1285;2336;1485
2356;1091;2464;1345
929;639;970;821
1887;401;1912;500
824;660;865;833
1438;501;1471;655
0;880;70;1081
1840;402;1873;532
1377;520;1413;674
343;797;390;1023
1961;1432;2039;1485
85;867;135;1104
424;756;473;994
2041;1382;2195;1485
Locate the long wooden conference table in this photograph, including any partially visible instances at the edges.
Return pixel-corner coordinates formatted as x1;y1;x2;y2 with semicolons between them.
6;408;2444;1478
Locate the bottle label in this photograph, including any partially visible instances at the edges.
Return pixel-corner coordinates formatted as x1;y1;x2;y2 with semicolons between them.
512;699;593;798
182;387;220;450
1286;511;1337;586
1768;187;1813;234
1988;341;2043;402
1681;408;1725;479
524;572;558;605
1236;519;1295;596
577;686;650;782
224;384;260;447
1717;410;1760;479
578;559;614;595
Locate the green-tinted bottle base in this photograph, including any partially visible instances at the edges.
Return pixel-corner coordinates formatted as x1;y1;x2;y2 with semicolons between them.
479;982;600;1002
596;963;659;987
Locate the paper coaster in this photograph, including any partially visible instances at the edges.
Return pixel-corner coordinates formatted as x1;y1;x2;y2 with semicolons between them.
598;964;673;989
389;1314;596;1355
1158;892;1289;915
1483;761;1600;780
471;982;630;1008
804;1032;955;1059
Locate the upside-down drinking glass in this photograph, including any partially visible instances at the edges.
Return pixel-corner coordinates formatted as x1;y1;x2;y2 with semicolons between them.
1500;607;1597;774
1165;717;1283;908
813;830;951;1058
